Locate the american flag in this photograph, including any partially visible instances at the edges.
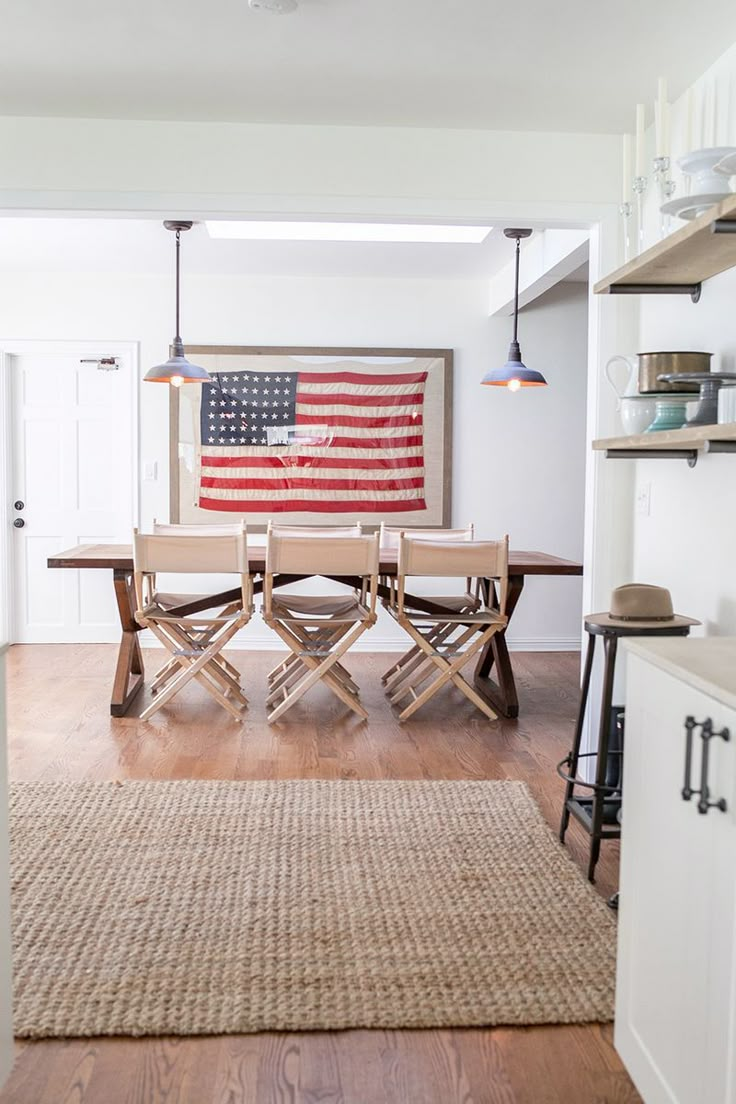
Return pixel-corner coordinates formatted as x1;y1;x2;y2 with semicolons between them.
197;367;427;513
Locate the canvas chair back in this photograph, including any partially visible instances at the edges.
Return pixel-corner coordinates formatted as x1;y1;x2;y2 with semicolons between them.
153;521;247;537
134;530;248;576
267;522;362;538
379;523;474;550
133;528;251;614
397;535;509;616
266;532;379;578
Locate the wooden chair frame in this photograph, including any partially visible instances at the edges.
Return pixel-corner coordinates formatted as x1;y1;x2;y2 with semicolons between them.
387;535;509;721
133;527;252;722
379;524;477;690
262;530;379;722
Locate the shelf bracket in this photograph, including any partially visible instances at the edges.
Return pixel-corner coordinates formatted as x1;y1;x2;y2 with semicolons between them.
607;283;702;303
711;219;736;235
604;448;699;467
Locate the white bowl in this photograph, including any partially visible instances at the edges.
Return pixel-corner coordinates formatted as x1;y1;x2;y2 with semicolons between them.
677;148;736;197
620;396;657;435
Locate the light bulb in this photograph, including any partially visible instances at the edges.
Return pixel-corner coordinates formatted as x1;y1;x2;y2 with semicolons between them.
507;378;521;392
170;375;184;388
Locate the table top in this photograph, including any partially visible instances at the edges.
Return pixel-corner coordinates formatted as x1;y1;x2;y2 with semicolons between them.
47;543;583;577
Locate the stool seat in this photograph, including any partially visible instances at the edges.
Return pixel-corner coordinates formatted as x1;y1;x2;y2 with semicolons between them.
559;617;692;883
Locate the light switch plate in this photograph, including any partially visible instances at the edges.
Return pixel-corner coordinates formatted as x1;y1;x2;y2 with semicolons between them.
636;481;651;516
143;461;158;482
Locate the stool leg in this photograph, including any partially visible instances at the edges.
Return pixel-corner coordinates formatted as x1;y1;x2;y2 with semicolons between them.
588;632;618;883
560;632;596;842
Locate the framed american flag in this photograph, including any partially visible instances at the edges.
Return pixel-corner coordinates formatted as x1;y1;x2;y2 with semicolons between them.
170;346;453;530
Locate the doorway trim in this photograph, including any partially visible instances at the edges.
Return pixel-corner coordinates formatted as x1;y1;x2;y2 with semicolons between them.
0;339;140;645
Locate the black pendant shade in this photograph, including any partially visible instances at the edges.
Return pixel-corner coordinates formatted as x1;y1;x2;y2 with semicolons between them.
144;221;212;386
481;228;547;390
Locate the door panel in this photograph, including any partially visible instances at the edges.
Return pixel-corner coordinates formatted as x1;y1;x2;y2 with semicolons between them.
11;352;134;643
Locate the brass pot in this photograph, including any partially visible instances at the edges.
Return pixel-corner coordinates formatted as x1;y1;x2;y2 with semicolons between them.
637;351;712;394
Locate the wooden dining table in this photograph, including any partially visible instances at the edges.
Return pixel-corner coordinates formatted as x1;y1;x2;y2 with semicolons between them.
47;544;583;720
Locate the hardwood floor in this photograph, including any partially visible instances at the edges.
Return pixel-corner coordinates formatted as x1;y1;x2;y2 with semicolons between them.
0;645;640;1104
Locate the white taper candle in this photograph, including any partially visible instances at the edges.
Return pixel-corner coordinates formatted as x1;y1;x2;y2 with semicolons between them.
635;104;645;176
622;134;632;202
684;87;694;153
655;77;668;158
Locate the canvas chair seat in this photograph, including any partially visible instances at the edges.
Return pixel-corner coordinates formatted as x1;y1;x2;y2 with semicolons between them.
154;592;220;610
262;526;379;722
140;599;245;625
269;592;367;621
403;606;505;625
133;526;252;723
401;593;482;614
384;534;509;722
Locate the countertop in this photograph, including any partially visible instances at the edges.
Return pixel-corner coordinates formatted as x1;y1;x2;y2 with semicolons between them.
624;636;736;711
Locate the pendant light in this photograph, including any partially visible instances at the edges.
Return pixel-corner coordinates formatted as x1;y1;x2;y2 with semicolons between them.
144;221;212;387
481;228;547;391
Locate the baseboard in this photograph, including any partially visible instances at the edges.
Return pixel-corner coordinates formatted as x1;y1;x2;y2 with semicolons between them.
138;630;581;653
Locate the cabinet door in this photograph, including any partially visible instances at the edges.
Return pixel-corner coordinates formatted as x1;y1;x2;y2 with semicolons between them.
615;655;736;1104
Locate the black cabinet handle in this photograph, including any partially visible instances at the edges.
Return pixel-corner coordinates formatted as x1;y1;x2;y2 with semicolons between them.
683;717;730;814
697;719;730;815
13;518;24;529
682;716;698;801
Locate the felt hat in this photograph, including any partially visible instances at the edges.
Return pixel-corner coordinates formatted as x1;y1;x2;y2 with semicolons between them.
586;583;700;630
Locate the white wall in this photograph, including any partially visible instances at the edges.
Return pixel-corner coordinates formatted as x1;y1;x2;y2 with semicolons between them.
622;40;736;636
0;268;588;649
633;264;736;634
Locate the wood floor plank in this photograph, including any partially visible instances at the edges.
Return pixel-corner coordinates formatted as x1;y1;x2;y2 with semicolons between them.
0;645;638;1104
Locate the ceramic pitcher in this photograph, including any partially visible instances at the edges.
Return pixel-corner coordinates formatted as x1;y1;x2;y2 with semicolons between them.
604;355;656;434
604;355;639;407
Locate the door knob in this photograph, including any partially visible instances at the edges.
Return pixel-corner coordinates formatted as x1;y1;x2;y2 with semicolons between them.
13;518;24;528
13;501;24;511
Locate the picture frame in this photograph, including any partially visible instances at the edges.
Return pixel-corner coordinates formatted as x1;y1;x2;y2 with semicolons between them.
170;345;453;530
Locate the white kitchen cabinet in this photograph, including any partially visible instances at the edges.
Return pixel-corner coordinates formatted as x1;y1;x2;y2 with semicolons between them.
616;638;736;1104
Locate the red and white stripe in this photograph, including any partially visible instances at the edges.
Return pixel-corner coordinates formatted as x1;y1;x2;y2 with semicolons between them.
198;370;427;513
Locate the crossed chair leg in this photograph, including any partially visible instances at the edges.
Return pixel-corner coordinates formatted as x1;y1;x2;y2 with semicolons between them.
389;619;503;721
266;623;360;706
151;619;241;695
140;617;248;722
264;617;371;723
382;619;459;692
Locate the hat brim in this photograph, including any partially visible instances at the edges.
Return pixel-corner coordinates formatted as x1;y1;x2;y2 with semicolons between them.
585;612;701;630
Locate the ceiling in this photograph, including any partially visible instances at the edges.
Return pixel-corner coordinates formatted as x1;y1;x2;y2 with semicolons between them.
0;218;521;280
1;0;734;132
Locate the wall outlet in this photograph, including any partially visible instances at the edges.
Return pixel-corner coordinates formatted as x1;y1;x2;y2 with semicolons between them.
636;481;651;517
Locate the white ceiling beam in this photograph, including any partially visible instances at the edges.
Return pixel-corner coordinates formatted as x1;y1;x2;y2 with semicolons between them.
488;229;589;316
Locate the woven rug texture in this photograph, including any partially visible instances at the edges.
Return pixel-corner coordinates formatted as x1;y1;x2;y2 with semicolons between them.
10;779;616;1037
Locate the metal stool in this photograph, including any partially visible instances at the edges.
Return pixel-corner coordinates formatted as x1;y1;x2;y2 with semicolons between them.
558;618;692;882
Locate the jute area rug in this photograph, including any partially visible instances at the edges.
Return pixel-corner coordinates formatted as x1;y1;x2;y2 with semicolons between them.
10;779;616;1038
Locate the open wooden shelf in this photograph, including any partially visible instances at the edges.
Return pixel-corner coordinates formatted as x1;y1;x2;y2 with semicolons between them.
594;193;736;300
593;423;736;465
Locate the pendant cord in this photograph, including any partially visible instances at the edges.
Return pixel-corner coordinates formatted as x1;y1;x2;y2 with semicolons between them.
174;228;181;342
512;237;520;345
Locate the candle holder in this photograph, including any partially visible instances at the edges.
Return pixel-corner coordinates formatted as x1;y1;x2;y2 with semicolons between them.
633;175;647;253
618;201;633;263
653;156;676;238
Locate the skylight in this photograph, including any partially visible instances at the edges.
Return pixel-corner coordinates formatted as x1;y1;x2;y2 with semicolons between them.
205;222;493;244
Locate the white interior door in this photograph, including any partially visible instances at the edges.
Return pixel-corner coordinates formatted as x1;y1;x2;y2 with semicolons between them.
9;350;136;643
